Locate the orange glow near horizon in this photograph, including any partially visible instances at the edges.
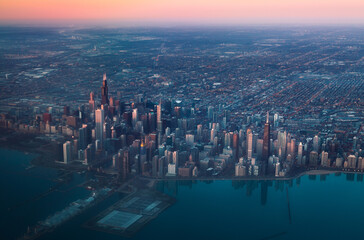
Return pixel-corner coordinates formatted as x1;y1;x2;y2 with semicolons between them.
0;0;363;24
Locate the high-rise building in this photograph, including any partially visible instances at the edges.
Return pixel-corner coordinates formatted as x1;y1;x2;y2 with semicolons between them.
347;155;357;169
157;100;162;122
89;92;95;111
313;135;320;153
207;106;214;120
79;127;87;150
256;139;263;159
275;162;281;177
186;134;195;146
353;136;358;151
165;127;171;136
290;139;296;159
167;163;176;175
63;141;72;164
173;151;179;168
95;109;104;146
101;73;109;105
210;128;217;143
278;131;287;160
335;157;343;168
235;158;246;176
247;129;253;160
273;113;279;128
140;140;147;163
152;155;159;177
197;124;203;140
262;112;270;164
84;143;95;164
297;142;303;165
358;157;364;170
132;108;138;128
321;151;329;167
157;101;162;132
158;156;165;177
232;132;239;161
309;151;319;167
148;112;156;132
224;132;232;147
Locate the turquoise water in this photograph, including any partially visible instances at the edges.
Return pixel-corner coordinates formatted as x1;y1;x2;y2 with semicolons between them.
0;148;90;240
2;148;364;240
149;176;360;240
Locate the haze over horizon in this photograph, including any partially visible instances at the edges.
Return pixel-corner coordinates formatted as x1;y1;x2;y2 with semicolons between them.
0;0;363;26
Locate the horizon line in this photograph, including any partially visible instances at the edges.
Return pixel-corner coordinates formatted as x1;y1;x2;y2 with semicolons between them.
1;18;364;28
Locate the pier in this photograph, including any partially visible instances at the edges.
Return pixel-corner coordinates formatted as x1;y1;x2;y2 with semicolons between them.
84;189;175;237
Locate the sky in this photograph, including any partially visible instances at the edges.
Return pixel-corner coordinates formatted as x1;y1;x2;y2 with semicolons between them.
0;0;363;26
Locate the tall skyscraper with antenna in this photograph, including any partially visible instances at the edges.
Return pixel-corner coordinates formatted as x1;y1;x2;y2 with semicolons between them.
262;112;270;166
89;92;95;111
101;73;109;105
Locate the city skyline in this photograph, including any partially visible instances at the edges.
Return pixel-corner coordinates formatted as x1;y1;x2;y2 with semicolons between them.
0;3;363;237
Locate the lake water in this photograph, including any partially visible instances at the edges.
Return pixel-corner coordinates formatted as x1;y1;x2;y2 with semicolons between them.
0;148;90;239
1;148;364;240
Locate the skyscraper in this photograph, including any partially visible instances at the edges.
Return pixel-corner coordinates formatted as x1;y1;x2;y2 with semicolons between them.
210;128;217;143
290;139;296;159
132;108;138;128
262;112;270;164
313;135;320;153
347;155;357;169
207;106;214;119
101;73;109;105
63;141;72;164
89;92;95;111
273;112;279;128
95;108;104;146
321;151;329;167
173;151;179;168
309;151;319;167
186;134;195;146
278;130;287;160
247;129;253;160
157;100;162;121
297;142;303;165
79;127;87;150
157;100;162;132
140;140;147;163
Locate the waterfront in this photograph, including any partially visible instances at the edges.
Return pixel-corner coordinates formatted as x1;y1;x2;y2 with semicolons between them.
153;175;362;240
3;148;364;240
0;148;90;240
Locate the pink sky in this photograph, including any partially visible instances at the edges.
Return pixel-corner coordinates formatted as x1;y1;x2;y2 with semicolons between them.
0;0;363;24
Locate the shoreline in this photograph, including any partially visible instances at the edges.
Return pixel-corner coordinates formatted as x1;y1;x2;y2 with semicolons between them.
145;168;362;182
1;130;362;184
1;143;359;182
1;143;360;183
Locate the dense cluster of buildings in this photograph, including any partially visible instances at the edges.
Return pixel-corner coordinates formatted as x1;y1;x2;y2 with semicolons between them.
1;73;363;180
